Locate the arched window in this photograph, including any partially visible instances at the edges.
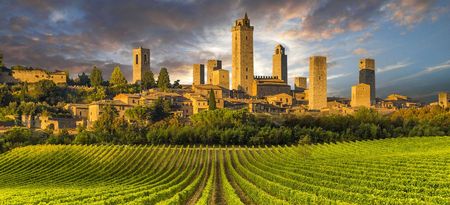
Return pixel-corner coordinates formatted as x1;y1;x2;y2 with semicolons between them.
135;54;139;64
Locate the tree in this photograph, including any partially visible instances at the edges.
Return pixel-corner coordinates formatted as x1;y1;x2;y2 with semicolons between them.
34;80;62;105
88;86;107;102
141;71;156;90
208;89;216;110
0;84;12;106
93;105;118;143
157;67;170;90
150;98;171;122
172;80;182;89
110;66;127;86
90;66;103;87
77;72;90;86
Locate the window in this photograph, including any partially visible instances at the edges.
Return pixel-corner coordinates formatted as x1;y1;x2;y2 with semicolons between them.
144;54;147;64
246;36;247;40
246;67;248;71
246;75;248;79
135;54;139;64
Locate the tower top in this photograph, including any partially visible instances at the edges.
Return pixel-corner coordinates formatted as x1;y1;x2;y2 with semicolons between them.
274;44;285;55
359;58;375;71
232;13;253;30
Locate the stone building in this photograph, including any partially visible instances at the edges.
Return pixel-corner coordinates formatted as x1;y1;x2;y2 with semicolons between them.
212;69;230;89
381;94;419;109
193;64;205;85
39;115;77;132
113;93;141;106
207;60;222;84
266;93;293;107
232;13;254;95
308;56;327;110
351;83;371;108
88;100;133;123
132;47;150;83
438;92;448;108
65;104;89;119
294;76;307;91
251;76;291;98
11;68;67;84
359;58;376;105
272;44;287;83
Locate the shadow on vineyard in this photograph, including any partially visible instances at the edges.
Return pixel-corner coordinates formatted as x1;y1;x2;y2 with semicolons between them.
0;136;449;204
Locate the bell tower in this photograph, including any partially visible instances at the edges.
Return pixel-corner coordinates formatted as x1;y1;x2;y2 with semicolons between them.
232;12;254;95
132;47;150;84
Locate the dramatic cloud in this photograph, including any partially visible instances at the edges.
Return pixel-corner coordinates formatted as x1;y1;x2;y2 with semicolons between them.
0;0;448;91
284;0;387;41
377;60;412;73
327;73;351;80
384;0;438;28
353;48;369;56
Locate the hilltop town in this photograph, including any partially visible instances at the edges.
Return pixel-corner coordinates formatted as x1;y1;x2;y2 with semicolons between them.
0;13;448;134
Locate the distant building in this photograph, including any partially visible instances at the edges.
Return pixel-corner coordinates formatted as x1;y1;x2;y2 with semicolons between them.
193;64;205;85
438;92;448;108
212;69;229;89
113;93;141;106
266;93;293;107
39;115;77;132
88;100;133;123
382;94;419;109
132;47;150;83
294;76;307;91
207;60;222;84
308;56;327;110
351;83;371;108
11;68;67;84
65;104;89;119
272;44;287;83
359;58;376;105
232;13;254;95
251;76;290;98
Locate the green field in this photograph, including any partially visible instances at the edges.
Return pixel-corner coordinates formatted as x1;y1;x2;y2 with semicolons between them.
0;137;449;204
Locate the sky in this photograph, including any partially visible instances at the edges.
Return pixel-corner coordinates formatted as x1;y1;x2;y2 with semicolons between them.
0;0;449;102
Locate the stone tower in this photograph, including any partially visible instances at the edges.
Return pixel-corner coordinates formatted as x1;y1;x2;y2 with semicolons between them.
132;47;150;84
438;92;448;108
207;60;222;84
212;69;230;89
193;64;205;85
308;56;327;110
294;76;307;91
272;44;287;83
232;12;254;94
351;83;371;108
359;58;375;105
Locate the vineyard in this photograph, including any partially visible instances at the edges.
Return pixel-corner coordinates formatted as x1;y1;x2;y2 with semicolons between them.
0;136;449;204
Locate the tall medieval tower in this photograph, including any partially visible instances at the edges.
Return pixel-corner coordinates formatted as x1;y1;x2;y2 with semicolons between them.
272;44;287;83
232;13;254;94
309;56;327;110
359;58;376;105
132;47;150;84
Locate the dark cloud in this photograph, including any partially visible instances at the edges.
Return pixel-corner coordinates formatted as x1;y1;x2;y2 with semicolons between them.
0;0;447;84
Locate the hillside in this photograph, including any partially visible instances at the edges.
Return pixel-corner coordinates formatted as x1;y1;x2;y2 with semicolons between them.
0;136;449;204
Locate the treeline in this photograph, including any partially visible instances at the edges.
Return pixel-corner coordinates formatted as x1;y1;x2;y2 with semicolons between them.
1;106;448;152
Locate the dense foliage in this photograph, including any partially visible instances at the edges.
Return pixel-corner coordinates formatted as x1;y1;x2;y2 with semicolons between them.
2;105;448;152
0;137;449;204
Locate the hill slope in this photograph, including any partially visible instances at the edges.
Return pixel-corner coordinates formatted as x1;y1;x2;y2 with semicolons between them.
0;136;449;204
